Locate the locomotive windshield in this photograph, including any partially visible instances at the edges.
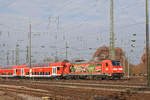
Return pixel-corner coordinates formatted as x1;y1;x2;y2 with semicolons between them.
112;61;120;66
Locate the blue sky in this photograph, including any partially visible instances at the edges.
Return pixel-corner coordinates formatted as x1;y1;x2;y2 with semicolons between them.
0;0;149;65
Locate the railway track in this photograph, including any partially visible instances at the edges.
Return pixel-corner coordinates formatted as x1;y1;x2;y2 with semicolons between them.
0;78;146;86
33;80;146;87
0;84;85;100
0;79;149;92
0;79;150;100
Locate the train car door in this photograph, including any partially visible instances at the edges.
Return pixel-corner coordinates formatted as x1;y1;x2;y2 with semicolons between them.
52;67;57;76
21;68;24;76
105;62;109;72
102;62;110;73
13;69;16;76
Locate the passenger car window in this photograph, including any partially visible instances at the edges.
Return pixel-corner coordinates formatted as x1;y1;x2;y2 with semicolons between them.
57;67;60;71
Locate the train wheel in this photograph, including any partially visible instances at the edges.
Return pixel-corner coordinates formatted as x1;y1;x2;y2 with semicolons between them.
118;76;121;80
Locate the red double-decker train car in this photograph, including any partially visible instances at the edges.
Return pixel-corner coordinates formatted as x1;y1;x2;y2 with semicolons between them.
0;59;124;79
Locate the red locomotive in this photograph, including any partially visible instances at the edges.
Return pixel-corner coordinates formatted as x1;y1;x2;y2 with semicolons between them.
0;59;124;79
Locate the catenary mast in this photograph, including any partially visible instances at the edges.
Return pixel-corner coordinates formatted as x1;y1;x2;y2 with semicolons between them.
110;0;115;60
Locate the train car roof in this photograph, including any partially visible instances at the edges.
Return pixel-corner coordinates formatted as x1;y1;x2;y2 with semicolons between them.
0;65;14;69
27;62;66;68
0;62;66;69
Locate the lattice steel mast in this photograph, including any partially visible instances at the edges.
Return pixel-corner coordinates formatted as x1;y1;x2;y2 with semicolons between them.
110;0;115;60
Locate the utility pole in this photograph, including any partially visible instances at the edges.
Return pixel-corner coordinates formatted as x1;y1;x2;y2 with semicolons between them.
26;46;29;64
57;16;59;35
65;41;68;59
12;50;15;65
146;0;150;87
6;51;9;65
127;56;130;78
29;21;32;77
55;50;59;62
15;44;19;65
55;16;59;40
110;0;115;60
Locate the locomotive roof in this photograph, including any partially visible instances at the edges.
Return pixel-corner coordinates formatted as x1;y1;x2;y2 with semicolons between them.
71;60;103;64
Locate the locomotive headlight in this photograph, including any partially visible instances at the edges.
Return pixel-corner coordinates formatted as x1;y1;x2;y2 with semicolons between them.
113;68;118;70
118;68;123;70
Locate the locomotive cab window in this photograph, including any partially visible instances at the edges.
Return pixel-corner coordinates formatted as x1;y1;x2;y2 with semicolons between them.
112;61;121;66
106;63;108;67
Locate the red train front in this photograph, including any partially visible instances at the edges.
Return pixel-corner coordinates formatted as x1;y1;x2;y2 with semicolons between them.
65;59;124;79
